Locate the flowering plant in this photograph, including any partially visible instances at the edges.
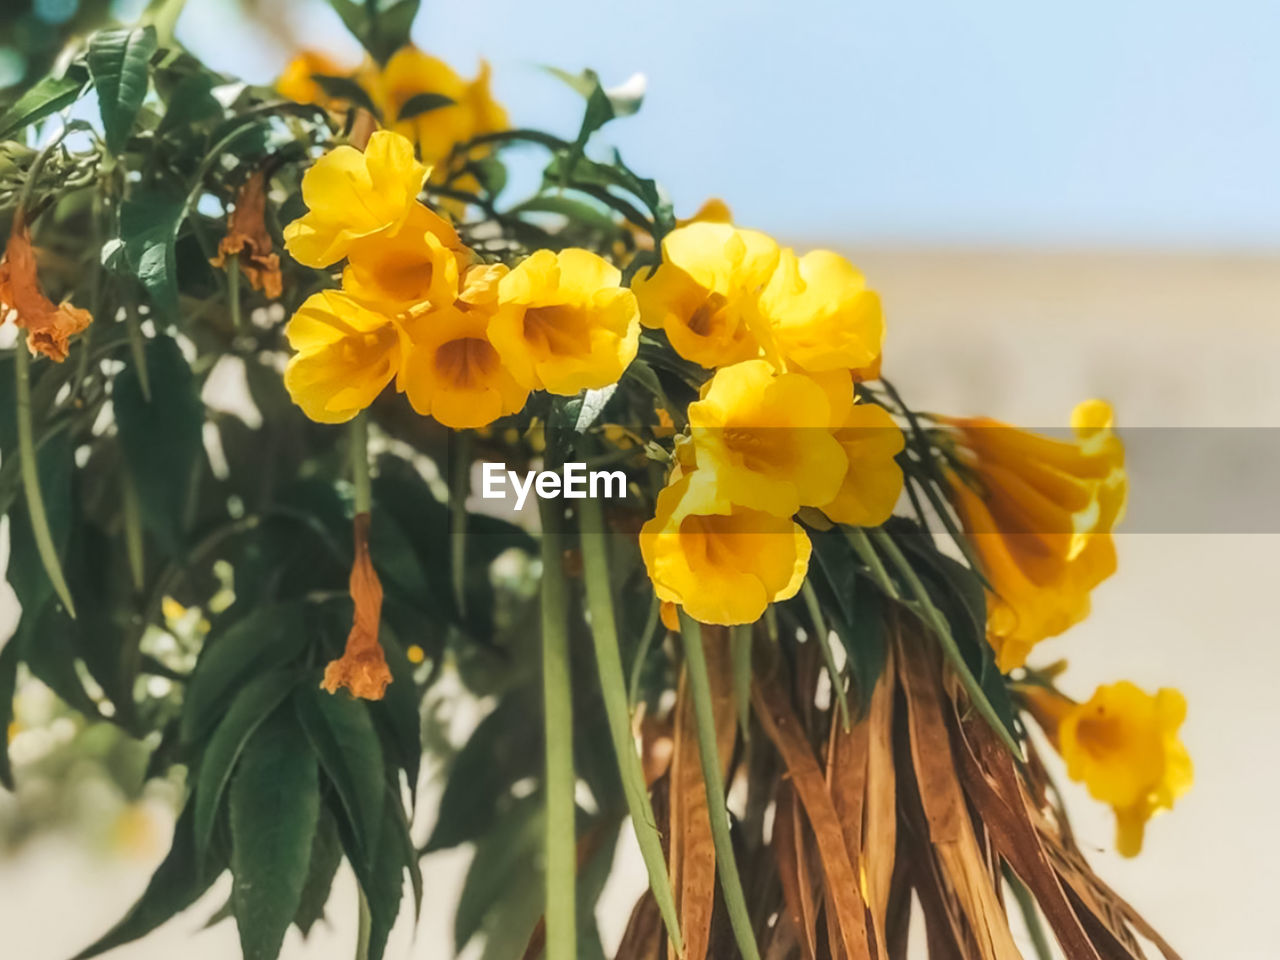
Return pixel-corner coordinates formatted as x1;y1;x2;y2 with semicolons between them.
0;3;1189;959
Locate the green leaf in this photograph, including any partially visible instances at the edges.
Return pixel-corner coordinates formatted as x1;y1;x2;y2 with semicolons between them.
364;794;410;960
293;686;385;866
308;73;382;118
293;811;344;936
182;601;311;744
368;620;422;792
548;67;644;140
397;91;455;121
113;335;204;554
194;671;299;862
454;794;543;953
71;803;222;959
230;707;320;960
157;72;224;134
0;68;88;141
87;27;159;155
808;529;888;716
119;192;184;319
324;0;421;66
470;156;507;198
0;640;20;789
424;695;538;852
512;194;621;233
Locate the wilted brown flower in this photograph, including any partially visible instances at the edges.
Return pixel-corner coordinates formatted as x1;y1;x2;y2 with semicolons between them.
0;217;92;362
210;170;284;299
321;512;391;700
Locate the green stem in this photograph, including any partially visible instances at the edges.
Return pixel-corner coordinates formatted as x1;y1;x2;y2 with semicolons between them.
868;528;1020;754
764;604;778;644
578;496;684;956
628;594;661;710
730;622;753;739
355;887;371;960
449;430;470;617
226;254;242;330
15;343;75;618
349;413;371;514
121;470;145;594
844;526;900;600
677;611;762;960
801;581;850;732
538;496;576;960
124;299;151;402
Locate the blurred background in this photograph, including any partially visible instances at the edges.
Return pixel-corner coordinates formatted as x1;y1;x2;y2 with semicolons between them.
1;0;1278;957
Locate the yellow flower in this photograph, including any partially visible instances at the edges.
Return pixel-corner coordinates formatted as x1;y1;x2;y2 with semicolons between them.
283;290;402;423
488;248;640;395
640;471;810;625
277;50;351;107
364;47;507;172
282;130;427;268
400;265;529;429
632;222;779;369
761;248;883;374
687;359;847;517
819;396;905;527
341;203;469;310
946;400;1126;672
1025;682;1192;857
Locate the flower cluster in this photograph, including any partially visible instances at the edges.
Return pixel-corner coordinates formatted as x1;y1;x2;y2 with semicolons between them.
281;130;639;429
638;223;904;626
278;45;506;192
271;45;1189;858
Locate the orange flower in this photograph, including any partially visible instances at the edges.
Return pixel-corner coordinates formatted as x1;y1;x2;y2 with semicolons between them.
0;217;92;362
209;170;283;299
321;513;392;700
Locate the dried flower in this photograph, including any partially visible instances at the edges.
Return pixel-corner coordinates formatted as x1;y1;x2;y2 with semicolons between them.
322;512;392;700
0;217;92;362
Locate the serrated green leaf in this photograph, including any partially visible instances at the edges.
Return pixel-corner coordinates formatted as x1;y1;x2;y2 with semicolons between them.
0;68;88;141
113;335;204;553
293;685;385;866
365;793;409;960
454;794;543;953
70;803;221;959
182;601;311;744
397;91;455;121
230;706;319;960
194;671;299;862
293;810;343;936
87;27;159;155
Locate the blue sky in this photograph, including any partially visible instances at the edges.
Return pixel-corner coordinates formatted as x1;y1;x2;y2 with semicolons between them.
177;0;1279;250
